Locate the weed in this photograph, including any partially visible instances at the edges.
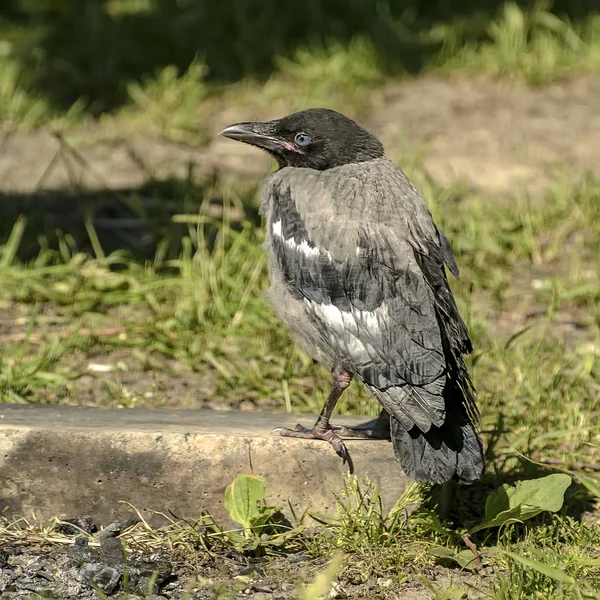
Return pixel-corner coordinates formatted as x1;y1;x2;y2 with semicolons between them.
5;474;600;596
118;59;209;142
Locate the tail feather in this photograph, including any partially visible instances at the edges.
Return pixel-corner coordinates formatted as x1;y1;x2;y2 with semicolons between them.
390;365;485;484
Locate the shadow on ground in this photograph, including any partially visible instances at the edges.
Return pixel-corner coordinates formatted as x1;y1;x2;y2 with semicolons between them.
0;176;261;261
1;0;599;114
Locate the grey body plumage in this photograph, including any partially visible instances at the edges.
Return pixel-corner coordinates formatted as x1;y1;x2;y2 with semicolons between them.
221;109;485;484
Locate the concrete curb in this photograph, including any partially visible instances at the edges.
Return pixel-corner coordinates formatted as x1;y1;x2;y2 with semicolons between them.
0;405;409;525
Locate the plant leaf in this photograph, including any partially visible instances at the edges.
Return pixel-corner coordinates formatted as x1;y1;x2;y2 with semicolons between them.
470;474;571;534
485;473;571;519
430;546;479;571
503;550;575;584
224;474;267;531
298;552;344;600
578;474;600;500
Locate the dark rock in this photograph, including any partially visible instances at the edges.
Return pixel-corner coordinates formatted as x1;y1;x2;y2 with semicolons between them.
58;516;97;536
71;536;99;564
125;556;172;595
79;563;121;594
99;537;124;566
0;550;9;567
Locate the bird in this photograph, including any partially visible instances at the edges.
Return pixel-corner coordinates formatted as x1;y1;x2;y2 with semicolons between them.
220;108;485;484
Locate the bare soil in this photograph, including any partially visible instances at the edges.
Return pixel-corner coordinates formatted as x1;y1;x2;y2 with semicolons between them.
2;76;599;198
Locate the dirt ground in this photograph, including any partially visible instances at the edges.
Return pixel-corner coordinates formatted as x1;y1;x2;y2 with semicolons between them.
1;76;599;198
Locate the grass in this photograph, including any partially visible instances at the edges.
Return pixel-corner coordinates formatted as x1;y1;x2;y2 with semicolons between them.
2;474;600;598
434;2;600;83
0;159;598;429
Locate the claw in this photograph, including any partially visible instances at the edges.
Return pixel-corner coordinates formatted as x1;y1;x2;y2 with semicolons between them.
275;424;354;474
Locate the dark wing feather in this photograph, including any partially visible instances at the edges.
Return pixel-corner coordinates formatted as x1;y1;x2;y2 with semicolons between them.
438;229;460;279
412;237;472;355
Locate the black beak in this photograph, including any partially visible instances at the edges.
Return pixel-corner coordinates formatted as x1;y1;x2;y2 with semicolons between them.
219;121;281;151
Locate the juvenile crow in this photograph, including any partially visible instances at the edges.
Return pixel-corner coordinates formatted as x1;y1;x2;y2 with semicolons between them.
221;109;485;484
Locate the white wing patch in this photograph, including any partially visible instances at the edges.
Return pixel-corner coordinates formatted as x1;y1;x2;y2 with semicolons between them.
271;219;332;260
290;238;323;258
309;301;389;369
311;301;388;338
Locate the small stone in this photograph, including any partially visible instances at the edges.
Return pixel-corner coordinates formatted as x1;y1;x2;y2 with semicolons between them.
79;562;121;594
99;537;124;566
329;581;346;598
97;522;123;540
71;536;98;563
97;519;138;540
0;550;9;567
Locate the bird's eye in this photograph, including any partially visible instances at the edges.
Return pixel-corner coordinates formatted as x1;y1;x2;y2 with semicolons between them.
294;133;312;146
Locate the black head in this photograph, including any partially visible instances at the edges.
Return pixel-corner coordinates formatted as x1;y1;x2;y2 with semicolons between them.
220;108;384;170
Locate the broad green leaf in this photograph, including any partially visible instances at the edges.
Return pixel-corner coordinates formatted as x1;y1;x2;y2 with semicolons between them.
224;474;267;531
430;546;479;571
485;473;571;519
503;550;575;584
430;546;455;560
470;474;571;534
250;505;280;529
470;506;538;534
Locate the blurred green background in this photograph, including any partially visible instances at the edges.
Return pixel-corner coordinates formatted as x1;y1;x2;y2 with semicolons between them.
2;0;600;123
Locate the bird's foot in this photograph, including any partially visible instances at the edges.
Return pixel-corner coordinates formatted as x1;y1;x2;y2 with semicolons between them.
274;423;354;474
330;419;391;440
330;411;391;440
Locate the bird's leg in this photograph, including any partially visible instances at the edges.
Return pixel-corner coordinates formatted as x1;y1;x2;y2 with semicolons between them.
330;408;391;440
274;366;355;473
